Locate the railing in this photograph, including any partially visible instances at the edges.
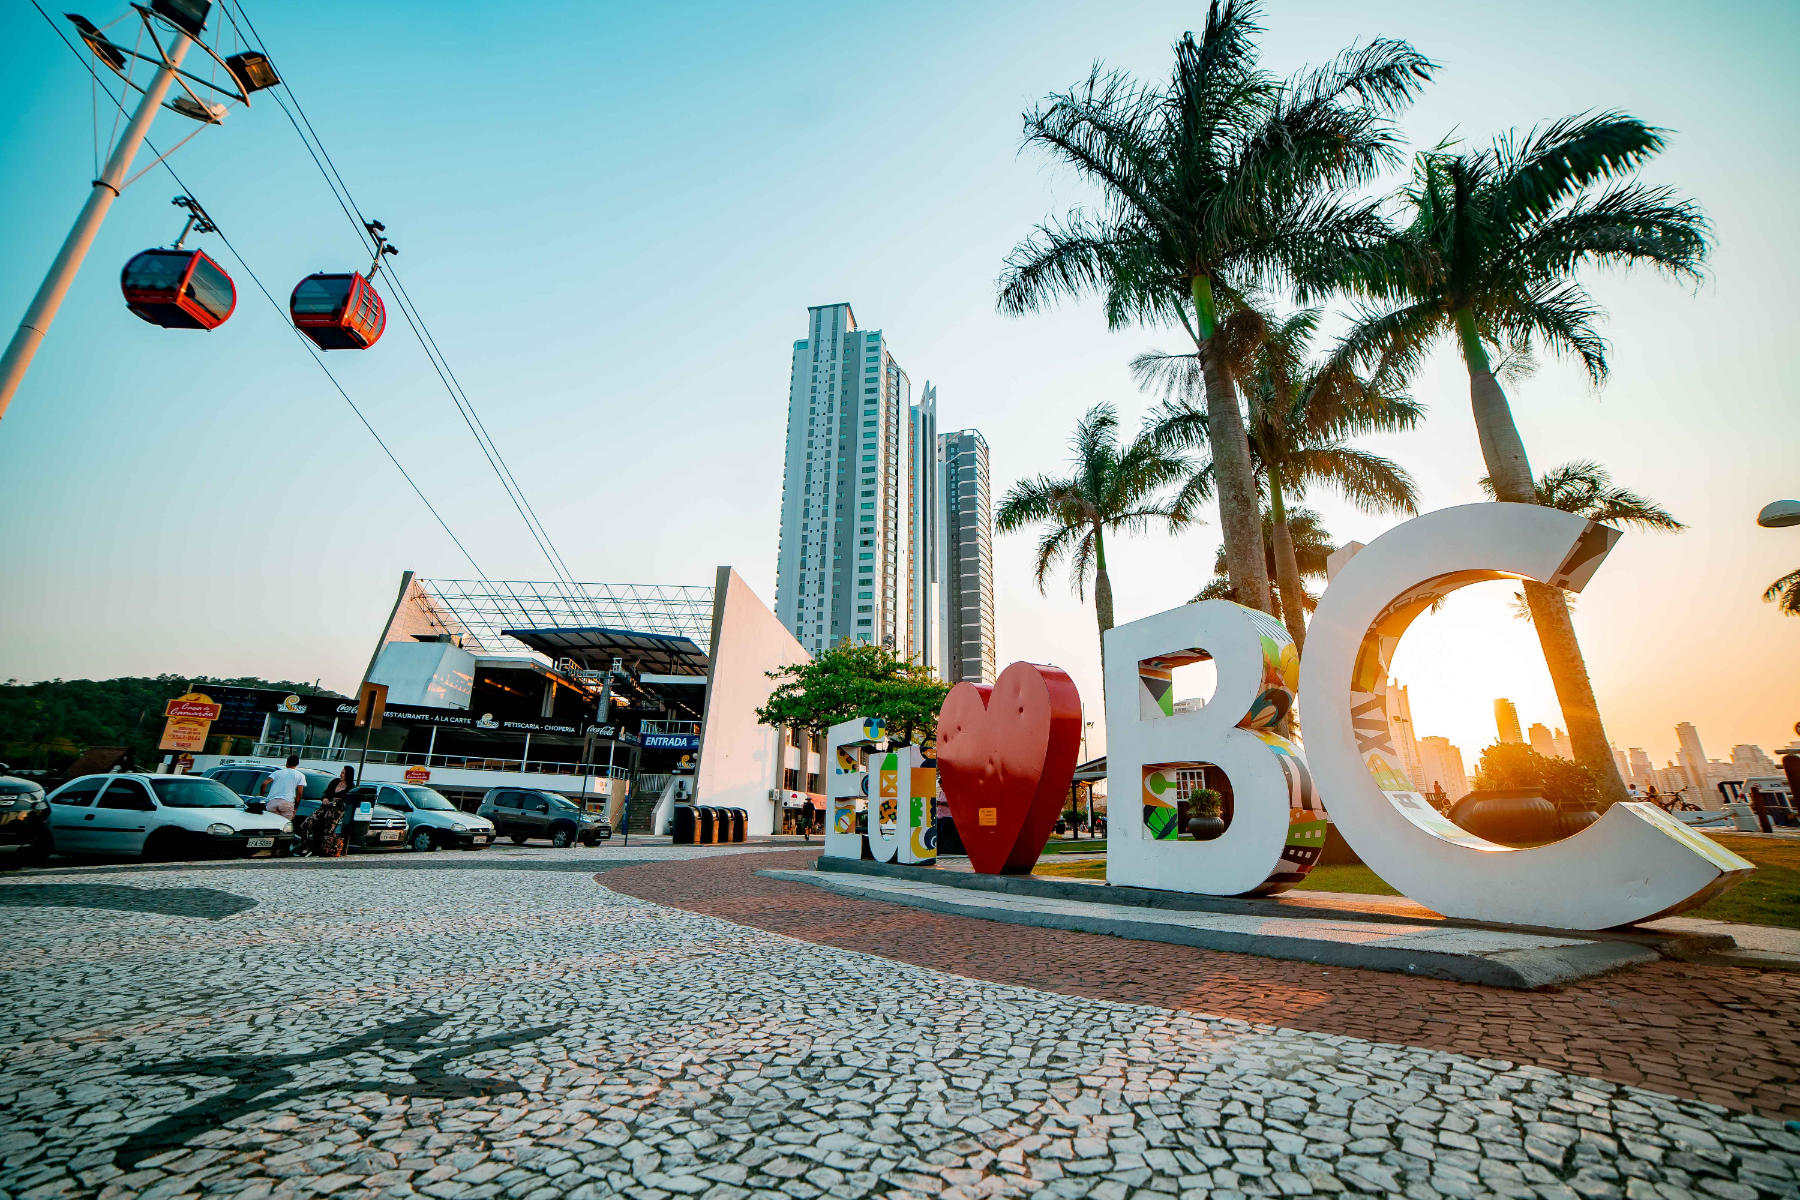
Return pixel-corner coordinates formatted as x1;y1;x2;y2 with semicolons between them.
249;742;632;781
638;719;702;737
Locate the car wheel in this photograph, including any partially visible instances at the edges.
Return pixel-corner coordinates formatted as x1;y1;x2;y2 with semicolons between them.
410;829;435;853
143;828;184;863
509;834;527;845
550;826;574;848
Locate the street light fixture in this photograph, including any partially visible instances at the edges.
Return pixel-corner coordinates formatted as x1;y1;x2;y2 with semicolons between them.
1757;499;1800;529
0;2;271;422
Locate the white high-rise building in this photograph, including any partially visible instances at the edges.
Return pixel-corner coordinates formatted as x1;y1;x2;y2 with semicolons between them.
1416;736;1470;804
1385;680;1424;789
939;428;996;683
1675;722;1708;794
907;384;939;669
1528;722;1557;760
775;303;911;655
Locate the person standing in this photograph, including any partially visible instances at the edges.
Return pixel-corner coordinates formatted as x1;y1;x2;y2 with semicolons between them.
305;767;355;857
263;754;306;822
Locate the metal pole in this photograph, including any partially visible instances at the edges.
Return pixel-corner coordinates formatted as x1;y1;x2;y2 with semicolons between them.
0;33;194;422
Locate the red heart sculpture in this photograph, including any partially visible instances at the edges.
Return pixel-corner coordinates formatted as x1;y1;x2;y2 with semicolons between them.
937;662;1083;874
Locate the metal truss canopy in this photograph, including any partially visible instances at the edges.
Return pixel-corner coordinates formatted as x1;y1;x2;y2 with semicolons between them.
414;578;715;664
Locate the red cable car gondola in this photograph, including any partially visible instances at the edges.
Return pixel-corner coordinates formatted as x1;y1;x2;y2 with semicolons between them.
120;197;236;331
290;220;396;351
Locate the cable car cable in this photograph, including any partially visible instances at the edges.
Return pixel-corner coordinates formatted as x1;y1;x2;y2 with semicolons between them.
26;0;499;592
220;0;606;632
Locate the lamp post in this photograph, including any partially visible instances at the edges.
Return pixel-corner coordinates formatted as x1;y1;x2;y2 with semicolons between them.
1;3;276;423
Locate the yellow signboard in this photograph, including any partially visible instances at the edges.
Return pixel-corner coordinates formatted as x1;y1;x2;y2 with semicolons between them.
159;691;216;753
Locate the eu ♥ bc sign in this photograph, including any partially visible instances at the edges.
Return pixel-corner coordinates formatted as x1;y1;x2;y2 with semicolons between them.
822;503;1753;932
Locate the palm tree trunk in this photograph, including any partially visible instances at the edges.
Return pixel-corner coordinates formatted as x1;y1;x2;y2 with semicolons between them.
1266;461;1308;651
1093;525;1115;647
1456;309;1630;809
1193;274;1273;615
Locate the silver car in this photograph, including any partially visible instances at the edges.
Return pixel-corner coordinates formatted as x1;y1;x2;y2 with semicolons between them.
347;783;494;852
47;774;292;860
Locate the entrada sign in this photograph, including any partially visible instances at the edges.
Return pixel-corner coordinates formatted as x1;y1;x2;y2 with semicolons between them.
822;503;1754;931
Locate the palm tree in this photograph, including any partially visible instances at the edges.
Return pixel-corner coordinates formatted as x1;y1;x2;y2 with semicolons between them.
1765;570;1800;616
995;403;1190;660
1139;304;1422;648
1193;506;1337;629
1336;114;1709;807
1479;461;1683;625
997;0;1432;617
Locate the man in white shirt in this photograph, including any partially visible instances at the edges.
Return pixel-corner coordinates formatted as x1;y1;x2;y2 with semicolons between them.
263;755;306;820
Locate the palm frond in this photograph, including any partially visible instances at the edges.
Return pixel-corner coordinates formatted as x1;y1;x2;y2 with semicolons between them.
1764;569;1800;616
1489;111;1668;226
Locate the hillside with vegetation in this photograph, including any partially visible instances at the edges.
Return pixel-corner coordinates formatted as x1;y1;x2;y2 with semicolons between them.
0;675;339;774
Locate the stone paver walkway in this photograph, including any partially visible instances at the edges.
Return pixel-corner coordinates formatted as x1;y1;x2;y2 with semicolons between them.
0;850;1794;1199
607;850;1800;1121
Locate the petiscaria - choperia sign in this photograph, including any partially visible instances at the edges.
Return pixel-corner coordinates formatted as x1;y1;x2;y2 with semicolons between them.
824;503;1755;931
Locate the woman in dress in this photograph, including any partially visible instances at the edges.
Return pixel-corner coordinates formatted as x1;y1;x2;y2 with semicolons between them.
305;767;355;857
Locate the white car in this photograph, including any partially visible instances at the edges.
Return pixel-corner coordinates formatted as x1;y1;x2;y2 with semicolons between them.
47;773;294;860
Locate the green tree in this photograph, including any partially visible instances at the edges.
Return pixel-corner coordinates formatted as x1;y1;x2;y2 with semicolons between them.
1336;113;1710;807
1192;505;1337;629
1765;569;1800;617
1478;460;1684;625
995;403;1189;660
997;0;1431;616
1472;742;1602;811
0;675;336;772
1139;303;1421;647
755;641;950;746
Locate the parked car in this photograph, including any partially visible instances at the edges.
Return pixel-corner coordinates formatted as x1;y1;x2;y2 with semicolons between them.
46;773;292;860
477;787;612;847
347;783;494;852
0;775;51;868
202;763;336;811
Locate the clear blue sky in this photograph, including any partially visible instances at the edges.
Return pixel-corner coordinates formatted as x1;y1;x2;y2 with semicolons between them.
2;0;1796;766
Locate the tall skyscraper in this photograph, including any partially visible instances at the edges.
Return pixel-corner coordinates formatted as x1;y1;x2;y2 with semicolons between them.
1494;698;1524;746
907;384;939;669
1628;747;1654;786
1416;736;1470;803
1675;722;1708;793
1528;722;1556;759
939;428;996;683
1731;744;1777;776
775;303;911;655
1384;680;1424;790
1552;728;1573;761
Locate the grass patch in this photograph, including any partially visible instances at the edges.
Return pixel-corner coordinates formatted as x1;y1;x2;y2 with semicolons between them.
1029;833;1800;929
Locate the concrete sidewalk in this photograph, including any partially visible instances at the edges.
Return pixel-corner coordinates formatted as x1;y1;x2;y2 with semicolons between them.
760;867;1665;989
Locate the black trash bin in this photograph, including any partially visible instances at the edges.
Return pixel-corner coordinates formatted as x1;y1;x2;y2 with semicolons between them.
672;805;697;845
729;808;747;843
696;806;717;844
937;813;966;856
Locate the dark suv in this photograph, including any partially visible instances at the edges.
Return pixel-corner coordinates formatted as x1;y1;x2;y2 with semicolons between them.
477;788;611;847
0;774;51;868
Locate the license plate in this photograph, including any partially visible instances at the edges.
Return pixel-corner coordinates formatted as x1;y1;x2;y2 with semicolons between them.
473;835;488;844
380;830;403;842
247;836;274;849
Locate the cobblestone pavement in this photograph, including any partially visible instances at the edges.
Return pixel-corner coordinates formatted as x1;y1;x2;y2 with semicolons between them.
605;851;1800;1120
0;853;1795;1200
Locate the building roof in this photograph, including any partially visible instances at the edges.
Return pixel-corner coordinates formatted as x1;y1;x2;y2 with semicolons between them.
410;578;715;661
501;627;709;677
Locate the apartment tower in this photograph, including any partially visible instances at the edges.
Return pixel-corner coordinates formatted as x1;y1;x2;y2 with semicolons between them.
774;303;910;655
939;428;996;683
